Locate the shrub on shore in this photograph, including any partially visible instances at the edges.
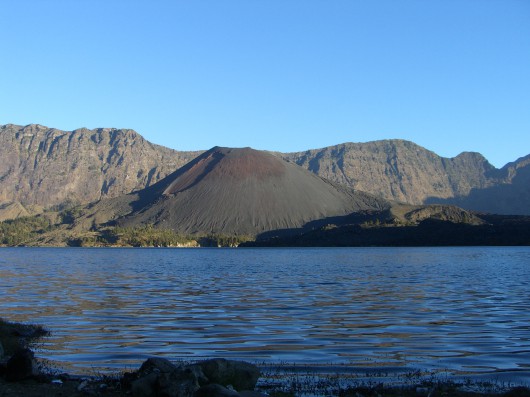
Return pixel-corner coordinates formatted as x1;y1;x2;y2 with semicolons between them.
0;216;54;246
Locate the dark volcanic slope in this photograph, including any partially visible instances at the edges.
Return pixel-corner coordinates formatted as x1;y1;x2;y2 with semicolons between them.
109;147;390;236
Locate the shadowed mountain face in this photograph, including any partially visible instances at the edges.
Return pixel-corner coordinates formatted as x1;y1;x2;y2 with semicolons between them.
284;141;530;215
425;154;530;215
108;147;390;236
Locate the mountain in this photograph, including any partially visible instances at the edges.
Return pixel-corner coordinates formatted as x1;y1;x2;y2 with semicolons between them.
81;147;391;237
283;140;494;204
0;124;200;207
3;144;524;247
1;124;528;217
283;140;529;215
424;154;530;215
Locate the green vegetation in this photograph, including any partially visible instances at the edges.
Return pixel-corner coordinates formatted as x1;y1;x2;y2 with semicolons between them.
109;225;197;247
59;206;83;224
0;216;256;247
198;233;253;247
104;227;253;247
0;215;55;246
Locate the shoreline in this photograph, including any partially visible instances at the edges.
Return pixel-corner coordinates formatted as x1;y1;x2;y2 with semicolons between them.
2;318;530;396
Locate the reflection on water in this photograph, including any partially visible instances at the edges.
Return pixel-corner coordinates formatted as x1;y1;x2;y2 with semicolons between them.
1;247;530;382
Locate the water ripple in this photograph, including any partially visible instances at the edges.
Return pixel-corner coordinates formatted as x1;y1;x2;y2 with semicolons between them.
1;246;530;383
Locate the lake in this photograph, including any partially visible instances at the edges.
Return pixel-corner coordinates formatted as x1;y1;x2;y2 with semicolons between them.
1;247;529;384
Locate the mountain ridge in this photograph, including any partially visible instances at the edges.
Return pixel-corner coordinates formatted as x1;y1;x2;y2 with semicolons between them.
1;123;528;216
282;140;498;204
0;123;200;207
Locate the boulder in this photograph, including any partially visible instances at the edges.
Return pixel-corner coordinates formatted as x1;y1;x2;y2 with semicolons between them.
5;348;40;381
183;364;209;386
138;357;180;377
198;359;260;392
157;368;202;397
131;358;204;397
195;383;241;397
131;372;158;397
128;357;260;397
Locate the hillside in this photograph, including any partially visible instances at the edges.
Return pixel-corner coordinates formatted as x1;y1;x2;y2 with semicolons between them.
4;146;508;247
0;124;200;208
79;147;390;237
425;154;530;215
1;124;528;216
283;140;493;204
283;140;529;215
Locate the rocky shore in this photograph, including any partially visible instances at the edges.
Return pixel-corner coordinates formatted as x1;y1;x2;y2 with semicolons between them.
1;346;264;397
2;318;530;397
0;319;264;397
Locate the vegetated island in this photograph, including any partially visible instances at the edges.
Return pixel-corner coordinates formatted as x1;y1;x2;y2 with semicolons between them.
2;318;530;397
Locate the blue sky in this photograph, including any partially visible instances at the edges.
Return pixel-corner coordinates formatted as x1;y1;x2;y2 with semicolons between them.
1;0;529;168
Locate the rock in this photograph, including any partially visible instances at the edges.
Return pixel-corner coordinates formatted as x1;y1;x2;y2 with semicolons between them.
138;357;180;376
239;391;269;397
131;358;204;397
157;368;201;397
198;359;260;392
77;380;89;391
184;364;209;386
131;372;158;397
5;348;40;381
0;341;4;358
195;383;241;397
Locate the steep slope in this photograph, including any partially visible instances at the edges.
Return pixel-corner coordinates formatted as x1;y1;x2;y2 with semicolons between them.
2;123;528;216
0;124;201;208
87;147;390;236
283;140;498;205
0;201;30;222
426;154;530;215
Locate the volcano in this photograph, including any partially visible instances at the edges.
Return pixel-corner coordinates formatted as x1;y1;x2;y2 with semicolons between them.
96;147;390;236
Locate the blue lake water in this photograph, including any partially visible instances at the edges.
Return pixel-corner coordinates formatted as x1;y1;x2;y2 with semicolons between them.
1;247;530;384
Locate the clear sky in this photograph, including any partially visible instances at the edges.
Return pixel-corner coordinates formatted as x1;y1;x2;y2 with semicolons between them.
1;0;529;168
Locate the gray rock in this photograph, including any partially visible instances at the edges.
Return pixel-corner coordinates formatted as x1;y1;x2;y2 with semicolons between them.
132;372;158;397
5;348;39;381
138;357;180;376
195;383;241;397
131;358;203;397
184;364;209;386
158;368;201;397
198;359;260;392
